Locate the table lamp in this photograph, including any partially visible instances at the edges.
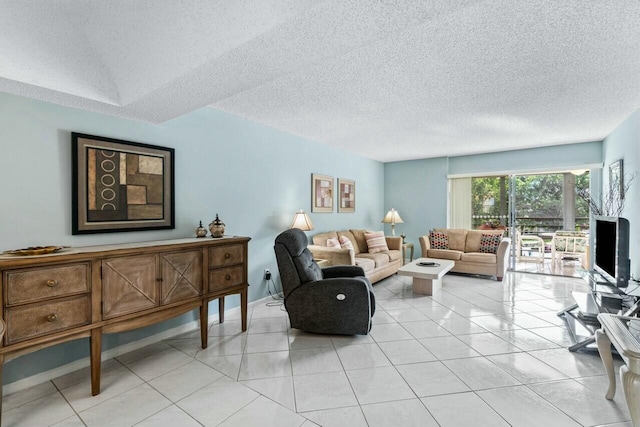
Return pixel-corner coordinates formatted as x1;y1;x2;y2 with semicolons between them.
381;208;403;236
290;209;314;231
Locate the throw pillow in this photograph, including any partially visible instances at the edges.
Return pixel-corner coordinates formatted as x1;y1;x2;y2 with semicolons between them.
339;235;354;251
429;230;449;249
479;233;502;254
327;238;340;248
365;231;389;253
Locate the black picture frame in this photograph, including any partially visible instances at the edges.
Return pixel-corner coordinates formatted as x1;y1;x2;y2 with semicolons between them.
72;132;175;234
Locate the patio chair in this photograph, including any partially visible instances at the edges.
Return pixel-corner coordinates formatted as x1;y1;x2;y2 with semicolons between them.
551;231;588;267
516;231;545;264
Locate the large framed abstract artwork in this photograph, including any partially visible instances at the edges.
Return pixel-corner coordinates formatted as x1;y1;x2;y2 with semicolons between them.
72;133;175;234
338;178;355;213
311;173;334;213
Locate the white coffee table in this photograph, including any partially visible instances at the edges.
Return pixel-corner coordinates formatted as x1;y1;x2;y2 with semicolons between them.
397;258;455;295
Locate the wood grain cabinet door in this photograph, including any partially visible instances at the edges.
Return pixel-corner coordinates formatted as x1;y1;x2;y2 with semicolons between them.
102;255;159;319
160;250;203;305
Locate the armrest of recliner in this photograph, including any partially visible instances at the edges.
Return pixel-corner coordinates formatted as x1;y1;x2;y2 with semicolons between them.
322;265;365;279
307;245;355;266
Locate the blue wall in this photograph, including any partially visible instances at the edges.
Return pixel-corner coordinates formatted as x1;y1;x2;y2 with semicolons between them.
384;141;603;249
383;158;449;244
0;93;384;383
603;108;640;280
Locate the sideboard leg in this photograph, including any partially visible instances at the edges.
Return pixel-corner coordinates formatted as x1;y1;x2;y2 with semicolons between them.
90;328;102;396
200;301;208;349
218;298;225;323
0;353;4;425
241;287;248;332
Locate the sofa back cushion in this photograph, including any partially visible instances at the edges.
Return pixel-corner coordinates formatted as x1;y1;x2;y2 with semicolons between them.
435;228;467;251
466;229;503;252
349;229;368;254
312;231;339;246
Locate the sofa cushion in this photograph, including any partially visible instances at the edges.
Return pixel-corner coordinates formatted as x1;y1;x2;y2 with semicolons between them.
357;252;390;268
365;231;389;253
429;230;449;249
479;233;502;254
349;229;369;254
354;257;375;272
339;230;361;253
327;238;340;248
313;231;338;246
426;249;463;261
338;235;354;250
466;229;503;252
387;249;402;262
436;228;467;251
460;252;497;264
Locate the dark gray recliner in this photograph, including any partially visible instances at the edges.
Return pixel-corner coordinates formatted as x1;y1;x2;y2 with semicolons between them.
274;228;375;335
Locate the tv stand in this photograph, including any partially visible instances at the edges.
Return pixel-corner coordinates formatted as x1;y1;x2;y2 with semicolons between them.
558;271;637;352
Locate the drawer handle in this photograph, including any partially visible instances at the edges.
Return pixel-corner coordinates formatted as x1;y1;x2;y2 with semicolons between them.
224;253;231;259
47;314;58;322
225;274;231;280
46;279;58;287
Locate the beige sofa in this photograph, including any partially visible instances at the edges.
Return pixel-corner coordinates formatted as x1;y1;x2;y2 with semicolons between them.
419;228;510;281
308;229;403;283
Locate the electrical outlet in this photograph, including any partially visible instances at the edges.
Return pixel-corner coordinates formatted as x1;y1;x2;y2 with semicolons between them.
264;268;271;281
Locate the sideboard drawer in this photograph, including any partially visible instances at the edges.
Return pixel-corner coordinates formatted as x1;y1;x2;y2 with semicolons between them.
5;263;90;306
209;266;244;292
209;245;243;267
5;296;91;344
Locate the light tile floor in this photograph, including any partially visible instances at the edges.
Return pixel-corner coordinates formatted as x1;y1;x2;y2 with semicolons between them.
1;272;632;427
514;255;585;278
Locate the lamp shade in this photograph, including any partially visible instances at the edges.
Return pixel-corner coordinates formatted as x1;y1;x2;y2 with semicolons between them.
381;208;404;224
290;209;314;231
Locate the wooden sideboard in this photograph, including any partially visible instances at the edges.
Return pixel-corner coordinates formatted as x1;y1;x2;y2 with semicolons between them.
0;236;250;403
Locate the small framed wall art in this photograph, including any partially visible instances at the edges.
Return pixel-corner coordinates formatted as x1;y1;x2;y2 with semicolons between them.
311;173;334;212
609;159;624;200
72;132;175;234
338;178;355;213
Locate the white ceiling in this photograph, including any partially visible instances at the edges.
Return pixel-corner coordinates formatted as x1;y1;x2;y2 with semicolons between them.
2;1;639;162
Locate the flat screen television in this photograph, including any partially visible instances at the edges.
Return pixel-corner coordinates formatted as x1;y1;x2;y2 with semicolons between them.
594;216;630;288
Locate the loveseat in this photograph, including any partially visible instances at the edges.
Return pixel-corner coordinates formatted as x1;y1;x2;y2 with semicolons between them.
419;228;510;281
308;229;402;283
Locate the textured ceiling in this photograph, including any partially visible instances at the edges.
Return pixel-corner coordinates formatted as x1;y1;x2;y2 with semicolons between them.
1;1;639;162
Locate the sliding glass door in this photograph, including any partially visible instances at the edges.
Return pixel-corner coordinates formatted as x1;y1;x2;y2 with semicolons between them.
454;170;590;277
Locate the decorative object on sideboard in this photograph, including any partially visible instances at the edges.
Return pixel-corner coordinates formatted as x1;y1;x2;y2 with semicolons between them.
381;208;404;236
338;178;355;213
72;132;175;234
2;245;70;256
311;173;334;213
209;214;225;237
290;209;314;231
195;221;207;237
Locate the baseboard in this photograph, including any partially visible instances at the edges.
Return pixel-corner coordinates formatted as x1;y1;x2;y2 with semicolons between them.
3;296;272;396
